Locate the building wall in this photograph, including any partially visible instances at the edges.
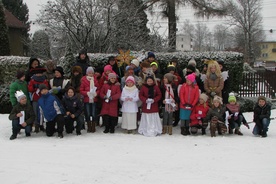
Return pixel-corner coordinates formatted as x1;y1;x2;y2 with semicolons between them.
8;28;24;56
258;42;276;62
176;34;192;51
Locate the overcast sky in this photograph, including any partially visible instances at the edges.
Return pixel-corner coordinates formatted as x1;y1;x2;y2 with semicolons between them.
25;0;276;36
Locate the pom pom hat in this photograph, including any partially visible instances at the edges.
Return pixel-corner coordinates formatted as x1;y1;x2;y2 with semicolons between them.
186;73;196;82
228;92;236;102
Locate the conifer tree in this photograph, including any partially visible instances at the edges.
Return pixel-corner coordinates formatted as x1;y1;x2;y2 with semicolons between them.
0;0;10;56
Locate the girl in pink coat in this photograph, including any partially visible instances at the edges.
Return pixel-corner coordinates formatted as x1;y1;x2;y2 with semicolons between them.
179;73;199;135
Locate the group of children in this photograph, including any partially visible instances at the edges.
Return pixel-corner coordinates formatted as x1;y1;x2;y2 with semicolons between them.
8;54;272;140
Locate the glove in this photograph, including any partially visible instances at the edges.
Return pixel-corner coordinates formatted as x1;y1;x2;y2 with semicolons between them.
33;84;39;88
244;123;250;129
210;92;216;97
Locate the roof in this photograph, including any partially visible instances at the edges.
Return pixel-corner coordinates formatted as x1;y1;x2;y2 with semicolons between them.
4;9;25;29
261;30;276;42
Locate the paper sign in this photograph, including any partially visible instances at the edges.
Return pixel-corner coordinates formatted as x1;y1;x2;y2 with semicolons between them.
19;111;25;125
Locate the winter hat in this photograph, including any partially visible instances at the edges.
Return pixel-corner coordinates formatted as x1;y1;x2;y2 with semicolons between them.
108;73;117;80
140;61;150;68
145;75;154;82
167;64;175;72
171;57;178;64
258;96;266;102
147;52;156;59
108;56;116;62
16;70;25;79
79;48;87;55
126;76;135;84
188;58;197;66
150;62;158;68
125;65;133;71
131;59;140;67
213;95;223;104
104;65;113;72
86;66;94;74
54;66;64;76
200;93;208;103
228;92;236;102
30;66;47;75
39;84;48;91
15;90;26;102
164;73;175;83
72;66;82;74
186;73;196;82
45;60;56;70
186;65;196;73
29;57;40;68
217;59;224;66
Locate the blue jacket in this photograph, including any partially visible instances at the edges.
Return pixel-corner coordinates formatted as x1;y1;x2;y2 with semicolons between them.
38;92;65;124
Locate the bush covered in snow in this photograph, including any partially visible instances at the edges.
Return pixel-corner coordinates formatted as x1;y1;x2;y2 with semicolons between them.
0;51;243;113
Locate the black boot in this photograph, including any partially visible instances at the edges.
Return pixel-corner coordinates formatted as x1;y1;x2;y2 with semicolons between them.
10;134;17;140
181;127;185;135
58;132;63;138
186;126;190;135
202;128;206;135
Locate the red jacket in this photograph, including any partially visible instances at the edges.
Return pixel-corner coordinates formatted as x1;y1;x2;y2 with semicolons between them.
190;103;209;126
99;82;121;117
28;79;49;102
139;84;161;113
80;76;100;103
179;83;199;110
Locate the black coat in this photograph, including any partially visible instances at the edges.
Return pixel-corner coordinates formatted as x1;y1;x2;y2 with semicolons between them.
253;103;271;126
62;94;84;117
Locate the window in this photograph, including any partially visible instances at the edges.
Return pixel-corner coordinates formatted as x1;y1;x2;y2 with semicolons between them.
262;53;268;58
181;44;183;48
272;48;276;52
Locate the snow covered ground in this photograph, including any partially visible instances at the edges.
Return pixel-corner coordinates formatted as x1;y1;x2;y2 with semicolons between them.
0;110;276;184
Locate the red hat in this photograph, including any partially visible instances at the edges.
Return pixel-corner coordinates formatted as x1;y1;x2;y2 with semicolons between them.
126;76;135;84
186;73;196;82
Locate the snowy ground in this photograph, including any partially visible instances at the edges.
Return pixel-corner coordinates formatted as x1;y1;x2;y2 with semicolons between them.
0;110;276;184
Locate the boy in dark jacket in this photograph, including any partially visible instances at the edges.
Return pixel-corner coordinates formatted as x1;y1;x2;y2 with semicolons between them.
9;91;35;140
62;87;85;135
37;84;65;138
253;96;271;137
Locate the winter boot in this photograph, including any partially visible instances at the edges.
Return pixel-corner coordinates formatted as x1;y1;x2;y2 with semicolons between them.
228;128;233;134
87;121;92;133
34;124;40;133
10;134;17;140
261;131;267;137
210;122;217;137
162;126;168;134
181;127;185;135
186;126;190;135
235;128;243;136
40;125;45;132
91;122;96;133
58;132;63;138
202;128;206;135
103;122;110;133
76;130;81;136
168;126;172;135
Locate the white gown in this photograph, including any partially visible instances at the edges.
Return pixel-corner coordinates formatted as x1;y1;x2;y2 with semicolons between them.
138;112;162;137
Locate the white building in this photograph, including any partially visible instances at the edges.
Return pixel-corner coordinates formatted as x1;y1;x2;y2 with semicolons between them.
176;34;193;51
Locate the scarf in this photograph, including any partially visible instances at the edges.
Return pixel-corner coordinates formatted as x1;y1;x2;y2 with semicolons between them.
165;84;175;112
87;76;95;103
210;73;217;81
125;85;137;92
32;75;46;82
145;84;154;99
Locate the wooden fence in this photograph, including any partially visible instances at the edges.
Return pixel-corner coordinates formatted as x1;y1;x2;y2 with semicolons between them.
239;70;276;99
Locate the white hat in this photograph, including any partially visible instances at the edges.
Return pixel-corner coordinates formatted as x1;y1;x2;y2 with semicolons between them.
15;90;26;102
213;95;223;104
131;59;140;67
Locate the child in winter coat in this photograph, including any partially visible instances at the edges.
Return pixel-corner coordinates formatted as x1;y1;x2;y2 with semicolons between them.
62;87;85;135
10;70;31;106
120;76;139;133
206;95;227;137
179;73;199;135
27;66;49;132
49;66;70;100
204;60;224;101
100;73;121;133
190;93;209;135
253;96;271;137
80;67;100;133
161;73;178;135
9;91;35;140
37;84;65;138
225;93;249;136
138;75;162;137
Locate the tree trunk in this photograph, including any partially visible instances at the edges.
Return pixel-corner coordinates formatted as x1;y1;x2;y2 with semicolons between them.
167;0;176;51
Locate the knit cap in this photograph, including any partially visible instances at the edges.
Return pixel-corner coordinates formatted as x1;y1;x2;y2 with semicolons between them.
150;62;158;68
228;92;236;102
186;73;196;82
147;52;155;59
104;65;113;73
86;67;94;74
258;96;266;102
200;93;208;103
16;70;25;79
213;95;223;104
131;59;140;67
188;58;196;66
186;65;196;72
108;73;117;80
39;84;48;91
15;90;26;102
126;76;135;84
167;64;175;72
54;66;64;76
164;73;175;83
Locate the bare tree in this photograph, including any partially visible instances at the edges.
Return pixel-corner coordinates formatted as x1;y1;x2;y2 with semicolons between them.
226;0;263;64
193;22;211;51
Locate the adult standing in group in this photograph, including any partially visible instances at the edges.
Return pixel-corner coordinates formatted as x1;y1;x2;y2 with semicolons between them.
73;48;90;76
107;56;124;82
25;57;40;83
217;59;230;104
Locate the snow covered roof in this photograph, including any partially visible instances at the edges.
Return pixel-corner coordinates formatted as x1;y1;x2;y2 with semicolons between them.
262;30;276;42
4;9;26;29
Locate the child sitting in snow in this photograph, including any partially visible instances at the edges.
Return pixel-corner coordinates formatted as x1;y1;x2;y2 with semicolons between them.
225;93;249;136
138;75;162;137
9;91;35;140
206;95;227;137
120;76;140;134
190;93;209;135
253;96;271;137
